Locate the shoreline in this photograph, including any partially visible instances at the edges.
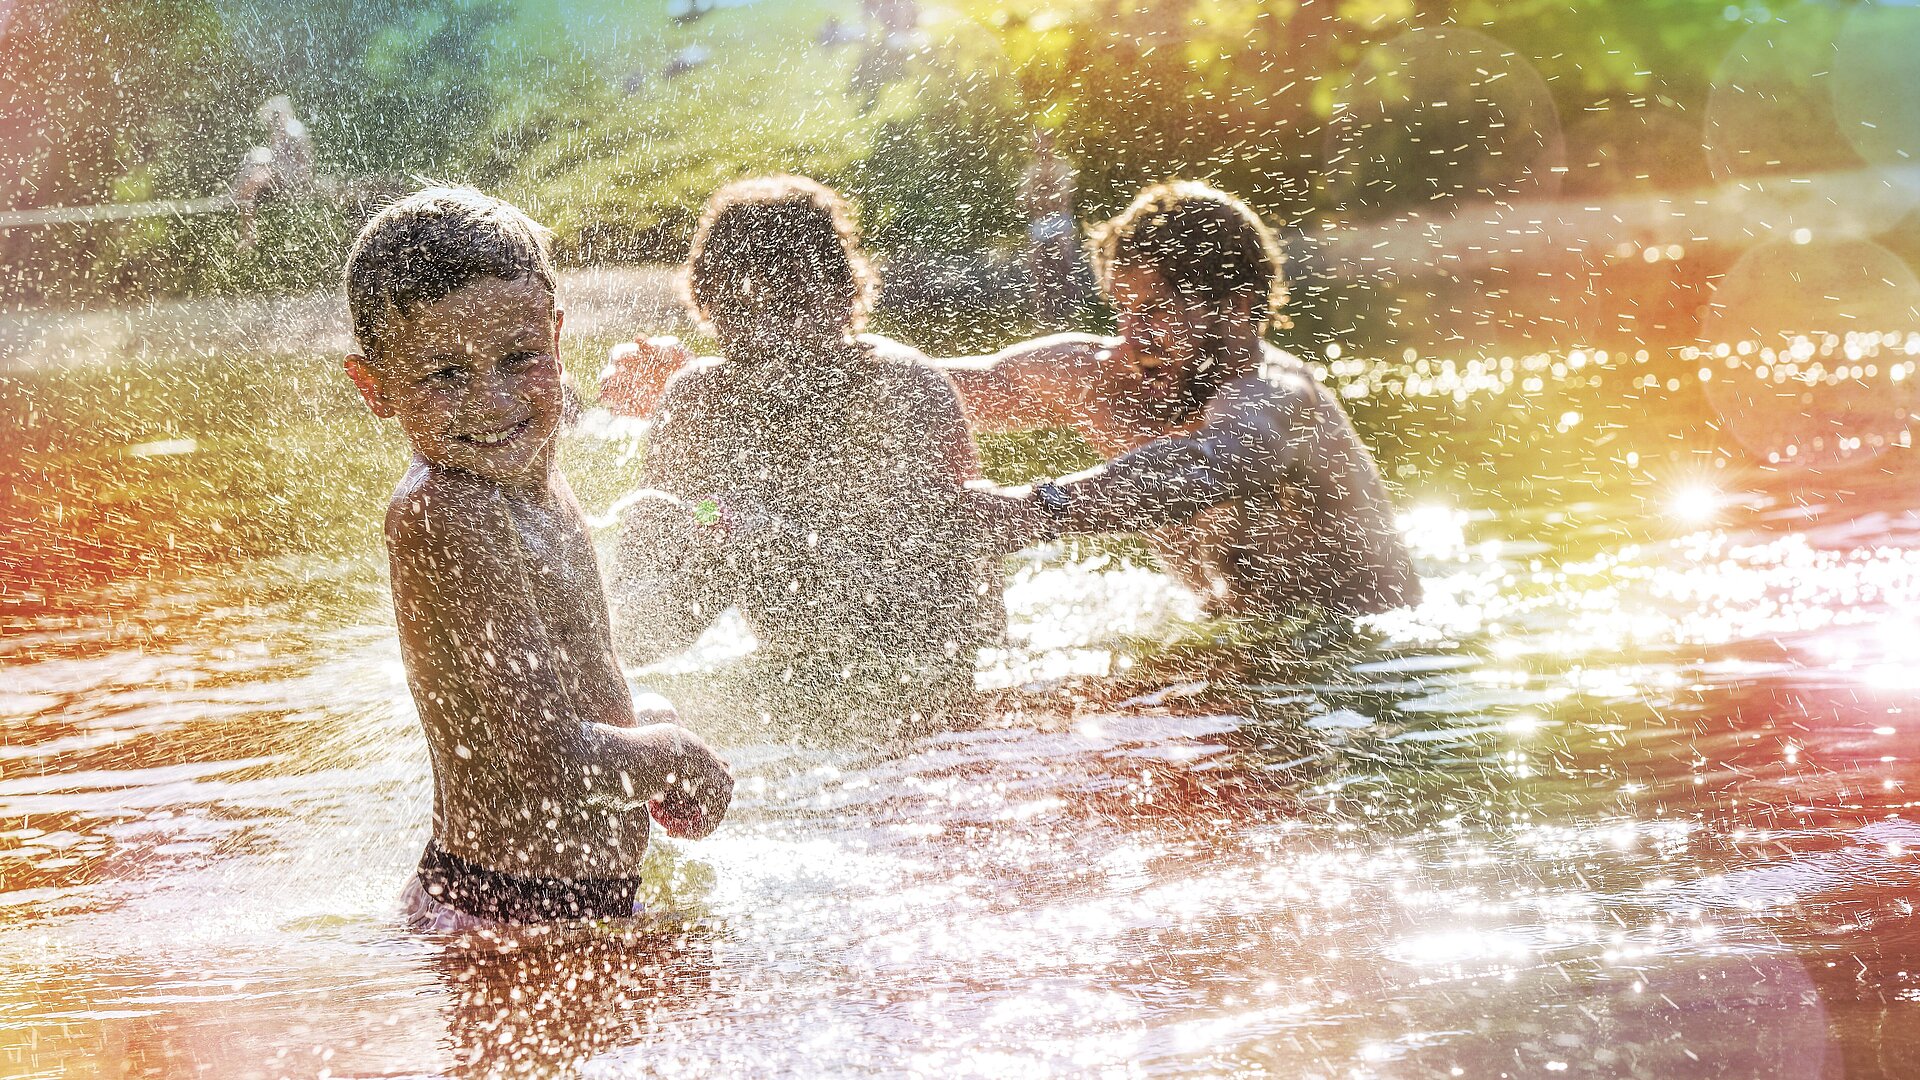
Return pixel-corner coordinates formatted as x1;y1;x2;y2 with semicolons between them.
0;264;689;374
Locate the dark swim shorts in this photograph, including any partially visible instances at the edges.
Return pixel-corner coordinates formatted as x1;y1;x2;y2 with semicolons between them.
412;839;641;924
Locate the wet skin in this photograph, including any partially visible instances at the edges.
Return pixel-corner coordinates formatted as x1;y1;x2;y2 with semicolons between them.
936;267;1421;617
601;238;995;683
345;275;732;880
608;326;994;674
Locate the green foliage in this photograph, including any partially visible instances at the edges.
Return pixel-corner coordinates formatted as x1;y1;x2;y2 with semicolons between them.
0;0;1849;323
492;0;899;262
2;0;536;303
206;0;517;179
118;199;355;296
841;22;1029;254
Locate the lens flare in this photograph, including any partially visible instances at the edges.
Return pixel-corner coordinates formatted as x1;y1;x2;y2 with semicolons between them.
1668;482;1725;526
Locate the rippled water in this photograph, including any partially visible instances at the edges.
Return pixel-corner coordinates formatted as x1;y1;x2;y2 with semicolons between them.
4;288;1920;1077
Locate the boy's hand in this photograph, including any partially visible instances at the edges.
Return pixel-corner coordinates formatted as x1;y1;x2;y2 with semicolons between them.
600;336;694;418
642;723;733;840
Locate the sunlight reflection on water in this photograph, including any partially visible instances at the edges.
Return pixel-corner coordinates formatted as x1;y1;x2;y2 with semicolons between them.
7;336;1920;1075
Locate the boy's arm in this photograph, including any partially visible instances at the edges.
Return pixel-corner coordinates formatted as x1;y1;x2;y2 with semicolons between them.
969;383;1308;543
578;719;731;840
611;491;735;665
915;332;1106;434
608;371;736;664
389;483;724;821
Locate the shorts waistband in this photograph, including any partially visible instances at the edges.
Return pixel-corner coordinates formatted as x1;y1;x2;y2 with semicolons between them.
416;839;640;923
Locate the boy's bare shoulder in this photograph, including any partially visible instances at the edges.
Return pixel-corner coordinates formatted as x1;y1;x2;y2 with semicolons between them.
856;337;973;479
858;331;937;378
1256;342;1312;376
1198;346;1322;433
859;333;962;402
1249;344;1324;400
652;354;730;420
384;462;507;554
858;331;932;365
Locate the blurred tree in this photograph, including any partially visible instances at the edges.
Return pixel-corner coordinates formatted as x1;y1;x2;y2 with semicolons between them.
0;0;544;302
0;0;1845;326
877;0;1749;228
841;0;1766;344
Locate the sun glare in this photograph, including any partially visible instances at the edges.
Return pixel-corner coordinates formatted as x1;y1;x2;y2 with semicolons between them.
1668;482;1725;527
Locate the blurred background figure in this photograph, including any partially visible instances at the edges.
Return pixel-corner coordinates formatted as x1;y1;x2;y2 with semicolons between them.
1020;126;1081;326
230;95;314;249
609;175;995;737
863;0;920;40
667;0;716;24
816;14;865;49
848;0;920;114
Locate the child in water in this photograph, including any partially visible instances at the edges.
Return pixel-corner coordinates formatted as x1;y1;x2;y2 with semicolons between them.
606;175;995;733
341;187;732;929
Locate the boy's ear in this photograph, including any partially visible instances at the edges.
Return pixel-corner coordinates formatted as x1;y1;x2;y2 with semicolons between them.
344;356;396;418
554;307;565;346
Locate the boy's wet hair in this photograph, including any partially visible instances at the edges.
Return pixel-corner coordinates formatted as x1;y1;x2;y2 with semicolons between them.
682;175;877;333
344;186;556;358
1089;181;1288;326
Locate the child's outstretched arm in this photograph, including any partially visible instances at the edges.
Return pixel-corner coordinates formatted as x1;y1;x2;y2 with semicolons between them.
1029;384;1306;533
917;332;1103;434
608;368;737;665
611;491;735;664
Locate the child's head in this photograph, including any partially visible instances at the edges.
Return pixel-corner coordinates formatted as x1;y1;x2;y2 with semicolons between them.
681;175;878;354
343;186;566;484
1089;181;1287;329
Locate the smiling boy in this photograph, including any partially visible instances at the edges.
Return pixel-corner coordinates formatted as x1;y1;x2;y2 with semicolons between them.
341;187;731;928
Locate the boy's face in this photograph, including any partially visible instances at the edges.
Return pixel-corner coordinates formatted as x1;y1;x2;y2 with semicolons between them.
1109;266;1248;423
346;275;564;485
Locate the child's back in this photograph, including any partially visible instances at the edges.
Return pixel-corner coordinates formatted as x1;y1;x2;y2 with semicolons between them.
624;335;989;665
603;176;997;729
342;187;731;924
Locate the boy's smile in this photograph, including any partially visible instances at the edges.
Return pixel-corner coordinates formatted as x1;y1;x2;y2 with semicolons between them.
347;275;565;486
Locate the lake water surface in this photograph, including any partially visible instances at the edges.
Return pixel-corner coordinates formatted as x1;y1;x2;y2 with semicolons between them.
3;286;1919;1077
